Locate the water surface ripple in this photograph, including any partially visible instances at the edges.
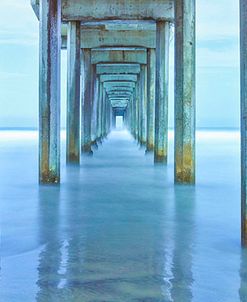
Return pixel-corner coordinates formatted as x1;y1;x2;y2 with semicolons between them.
0;130;245;301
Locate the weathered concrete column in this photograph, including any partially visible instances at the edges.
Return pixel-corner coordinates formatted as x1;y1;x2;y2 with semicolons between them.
39;0;61;184
91;65;98;145
146;48;156;152
138;77;142;143
97;80;103;140
175;0;195;183
132;92;137;138
154;21;170;163
109;105;112;130
135;80;139;140
107;98;110;134
81;49;92;154
125;107;129;129
129;97;132;132
130;95;135;135
107;101;111;133
140;64;147;146
138;79;142;142
240;0;247;246
112;110;116;128
102;90;107;137
105;99;109;134
66;21;81;163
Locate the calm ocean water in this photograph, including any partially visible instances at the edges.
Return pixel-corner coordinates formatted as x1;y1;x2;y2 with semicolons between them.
0;129;246;301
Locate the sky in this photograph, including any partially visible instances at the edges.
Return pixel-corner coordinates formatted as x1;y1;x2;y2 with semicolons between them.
0;0;240;129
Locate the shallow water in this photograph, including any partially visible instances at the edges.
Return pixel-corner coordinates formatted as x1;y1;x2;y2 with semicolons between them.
0;129;246;302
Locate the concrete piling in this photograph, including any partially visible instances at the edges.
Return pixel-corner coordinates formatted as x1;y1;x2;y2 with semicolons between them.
66;21;81;164
174;0;196;184
154;21;170;163
146;48;156;152
81;49;93;154
240;0;247;246
39;0;61;183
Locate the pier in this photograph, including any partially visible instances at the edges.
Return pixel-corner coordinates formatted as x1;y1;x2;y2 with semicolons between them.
30;0;247;246
1;1;247;299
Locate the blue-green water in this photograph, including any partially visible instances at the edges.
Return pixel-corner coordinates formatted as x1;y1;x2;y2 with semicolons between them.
0;130;246;301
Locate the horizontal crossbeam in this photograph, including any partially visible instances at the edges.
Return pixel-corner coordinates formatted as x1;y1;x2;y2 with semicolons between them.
91;48;147;65
96;64;141;75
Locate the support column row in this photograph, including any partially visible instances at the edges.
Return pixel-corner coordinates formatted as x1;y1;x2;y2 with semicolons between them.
38;0;195;188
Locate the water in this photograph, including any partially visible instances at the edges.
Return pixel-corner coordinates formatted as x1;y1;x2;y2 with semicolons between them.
0;129;246;302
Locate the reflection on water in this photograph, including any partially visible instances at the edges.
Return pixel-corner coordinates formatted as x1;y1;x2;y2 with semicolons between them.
170;187;195;302
239;250;247;301
36;187;62;301
0;130;245;301
36;174;180;301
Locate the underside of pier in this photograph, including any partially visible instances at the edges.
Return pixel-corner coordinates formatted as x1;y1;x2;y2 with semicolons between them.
31;0;247;247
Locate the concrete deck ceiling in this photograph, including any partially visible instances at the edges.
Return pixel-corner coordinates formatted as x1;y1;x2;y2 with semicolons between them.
91;48;147;65
63;30;155;49
34;5;158;50
96;64;141;75
105;90;134;95
110;100;129;108
102;76;136;109
31;1;170;114
81;20;156;31
31;0;174;21
103;81;136;88
106;91;134;96
100;75;137;83
107;91;133;96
